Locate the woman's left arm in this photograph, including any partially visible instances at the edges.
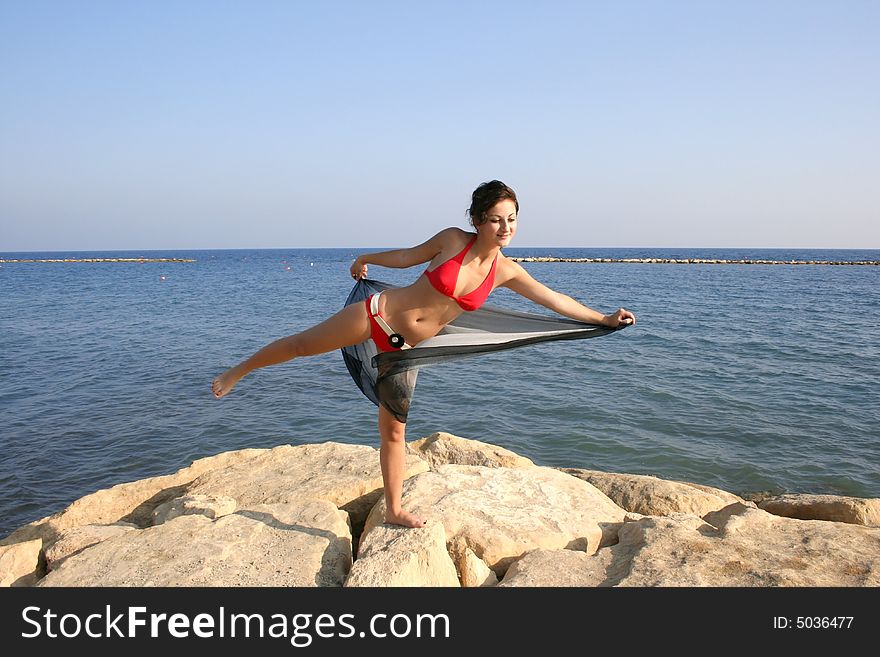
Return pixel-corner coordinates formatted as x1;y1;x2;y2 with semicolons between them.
500;260;636;327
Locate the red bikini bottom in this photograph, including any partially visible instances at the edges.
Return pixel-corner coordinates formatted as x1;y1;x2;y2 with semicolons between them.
365;292;411;352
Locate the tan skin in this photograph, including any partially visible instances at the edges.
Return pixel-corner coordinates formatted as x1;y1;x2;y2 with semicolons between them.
212;199;635;528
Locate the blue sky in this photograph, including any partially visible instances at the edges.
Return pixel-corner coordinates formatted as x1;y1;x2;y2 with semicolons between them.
1;1;878;250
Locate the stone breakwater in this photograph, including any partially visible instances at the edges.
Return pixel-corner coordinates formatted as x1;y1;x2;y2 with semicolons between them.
1;433;878;587
510;257;880;266
0;258;195;263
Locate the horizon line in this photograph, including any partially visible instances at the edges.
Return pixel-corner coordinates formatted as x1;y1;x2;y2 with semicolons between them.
2;245;879;254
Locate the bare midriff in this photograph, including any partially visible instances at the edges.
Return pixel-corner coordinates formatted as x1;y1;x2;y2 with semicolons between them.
376;275;483;346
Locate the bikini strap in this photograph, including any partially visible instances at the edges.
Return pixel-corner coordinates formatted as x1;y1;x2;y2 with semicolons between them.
458;234;478;260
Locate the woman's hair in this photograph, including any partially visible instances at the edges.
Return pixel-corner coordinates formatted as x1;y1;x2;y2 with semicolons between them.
467;180;519;227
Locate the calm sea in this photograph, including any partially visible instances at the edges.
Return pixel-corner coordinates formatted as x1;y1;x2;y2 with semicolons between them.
1;247;878;538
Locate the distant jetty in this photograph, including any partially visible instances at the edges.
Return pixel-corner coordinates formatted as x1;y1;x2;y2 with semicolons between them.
0;258;195;263
510;257;880;266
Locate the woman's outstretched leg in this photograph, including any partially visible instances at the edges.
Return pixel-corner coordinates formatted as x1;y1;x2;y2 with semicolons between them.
212;301;371;398
378;405;427;528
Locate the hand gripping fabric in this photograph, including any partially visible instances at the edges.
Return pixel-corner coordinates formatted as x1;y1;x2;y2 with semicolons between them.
341;278;627;423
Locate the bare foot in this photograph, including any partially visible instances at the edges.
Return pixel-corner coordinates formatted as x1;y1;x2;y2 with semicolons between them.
384;509;428;528
212;366;244;399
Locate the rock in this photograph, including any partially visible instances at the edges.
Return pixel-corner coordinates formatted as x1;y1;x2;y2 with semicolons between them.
44;523;138;571
757;494;880;527
345;522;459;587
38;500;352;587
1;447;271;548
1;442;428;569
408;432;534;469
184;442;429;531
499;548;613;587
0;539;42;587
152;494;237;525
10;435;879;589
361;465;626;577
458;547;498;587
739;490;778;506
559;468;743;517
590;503;880;586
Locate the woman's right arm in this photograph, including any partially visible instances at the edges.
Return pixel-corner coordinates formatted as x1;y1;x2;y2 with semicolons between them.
350;227;460;279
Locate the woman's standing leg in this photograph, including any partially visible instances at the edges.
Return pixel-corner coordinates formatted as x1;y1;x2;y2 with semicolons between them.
378;405;427;528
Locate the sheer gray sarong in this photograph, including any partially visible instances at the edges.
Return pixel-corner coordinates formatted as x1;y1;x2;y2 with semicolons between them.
341;278;627;423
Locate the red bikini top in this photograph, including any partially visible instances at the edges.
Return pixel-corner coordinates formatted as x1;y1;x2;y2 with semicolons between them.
424;235;498;311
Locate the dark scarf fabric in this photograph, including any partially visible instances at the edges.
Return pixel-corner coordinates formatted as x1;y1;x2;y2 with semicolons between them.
341;278;626;422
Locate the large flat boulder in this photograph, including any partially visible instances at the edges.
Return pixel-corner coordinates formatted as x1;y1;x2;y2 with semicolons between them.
758;494;880;526
345;522;459;587
559;468;743;517
559;503;880;586
38;500;352;587
361;465;626;577
2;442;428;572
1;447;277;548
184;442;429;529
408;432;534;469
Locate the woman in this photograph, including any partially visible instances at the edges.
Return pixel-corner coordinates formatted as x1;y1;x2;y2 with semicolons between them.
212;180;635;528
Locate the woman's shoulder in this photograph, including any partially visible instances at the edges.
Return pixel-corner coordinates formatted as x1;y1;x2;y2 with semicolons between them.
436;226;473;239
494;251;527;282
431;226;474;247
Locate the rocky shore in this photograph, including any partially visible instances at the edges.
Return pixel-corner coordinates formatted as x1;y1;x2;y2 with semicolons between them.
1;433;878;587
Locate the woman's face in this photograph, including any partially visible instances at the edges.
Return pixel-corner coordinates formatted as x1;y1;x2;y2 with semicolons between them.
477;199;517;247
